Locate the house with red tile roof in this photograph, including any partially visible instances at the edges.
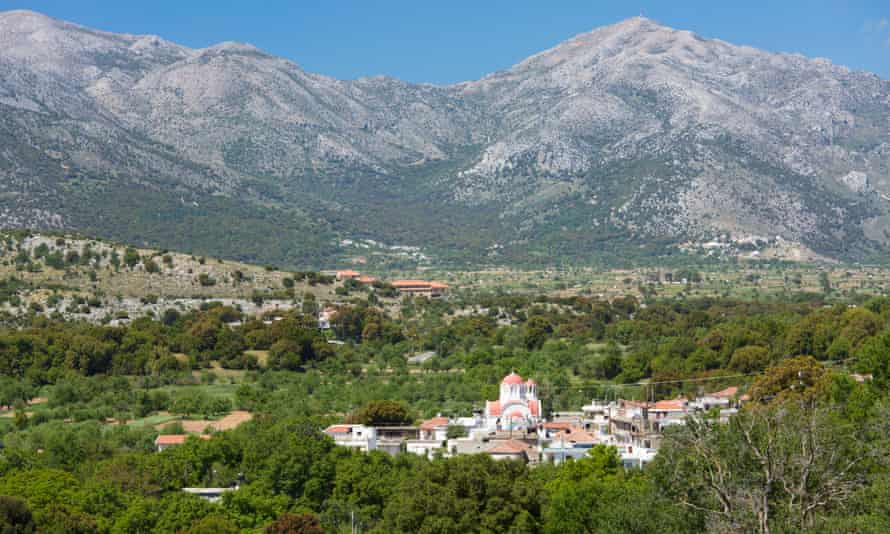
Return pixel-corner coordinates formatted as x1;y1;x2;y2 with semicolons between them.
418;416;450;441
651;398;688;416
542;426;603;464
486;439;533;462
323;424;377;452
336;270;361;281
391;280;450;297
542;421;573;438
154;434;210;452
711;386;739;398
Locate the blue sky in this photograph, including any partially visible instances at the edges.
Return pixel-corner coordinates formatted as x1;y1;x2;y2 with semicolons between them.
3;0;889;83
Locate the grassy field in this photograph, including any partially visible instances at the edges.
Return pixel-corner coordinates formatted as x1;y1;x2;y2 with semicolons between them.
426;263;890;302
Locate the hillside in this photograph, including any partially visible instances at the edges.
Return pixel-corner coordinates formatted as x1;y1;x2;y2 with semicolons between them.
0;231;342;323
2;11;890;266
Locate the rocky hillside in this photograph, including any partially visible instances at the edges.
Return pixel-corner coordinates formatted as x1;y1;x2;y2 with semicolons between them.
2;10;890;266
0;231;343;323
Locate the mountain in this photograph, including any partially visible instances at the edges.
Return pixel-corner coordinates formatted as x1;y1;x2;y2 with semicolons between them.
2;10;890;267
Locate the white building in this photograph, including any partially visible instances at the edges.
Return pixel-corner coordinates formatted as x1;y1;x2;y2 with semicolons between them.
690;386;738;412
323;424;377;452
484;373;542;432
182;486;236;503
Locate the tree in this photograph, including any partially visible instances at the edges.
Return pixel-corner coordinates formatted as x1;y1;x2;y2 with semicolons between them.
379;454;541;534
172;390;211;417
0;496;35;534
522;316;553;350
349;401;412;426
446;425;467;439
265;512;325;534
543;450;695;534
856;329;890;388
593;344;623;379
152;493;218;533
123;248;140;269
36;506;97;534
183;514;239;534
143;258;161;274
653;400;879;533
748;356;828;403
818;271;832;294
728;346;771;373
268;339;304;371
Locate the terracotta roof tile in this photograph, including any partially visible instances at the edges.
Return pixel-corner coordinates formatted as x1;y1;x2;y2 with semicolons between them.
502;372;524;385
155;434;210;445
710;386;739;398
554;428;598;445
543;422;572;430
488;439;532;455
653;398;687;411
420;417;450;430
391;280;432;288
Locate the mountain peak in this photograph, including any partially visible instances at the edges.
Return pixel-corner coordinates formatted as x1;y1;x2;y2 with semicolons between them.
0;9;54;21
608;16;668;31
0;9;65;31
1;11;889;265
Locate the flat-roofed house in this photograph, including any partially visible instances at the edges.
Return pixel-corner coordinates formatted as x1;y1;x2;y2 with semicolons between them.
323;424;377;452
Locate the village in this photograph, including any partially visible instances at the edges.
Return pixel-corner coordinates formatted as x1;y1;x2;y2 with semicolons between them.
314;372;748;468
147;370;749;504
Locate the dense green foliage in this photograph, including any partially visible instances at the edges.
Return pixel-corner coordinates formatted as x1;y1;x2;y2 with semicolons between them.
3;290;890;531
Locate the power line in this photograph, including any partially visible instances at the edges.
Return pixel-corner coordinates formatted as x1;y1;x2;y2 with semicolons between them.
541;372;762;393
540;357;860;395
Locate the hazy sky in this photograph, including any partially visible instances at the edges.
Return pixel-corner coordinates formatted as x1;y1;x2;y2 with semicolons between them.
3;0;890;83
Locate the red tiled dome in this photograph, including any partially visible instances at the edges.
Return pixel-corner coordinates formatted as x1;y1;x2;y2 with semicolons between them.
502;372;524;385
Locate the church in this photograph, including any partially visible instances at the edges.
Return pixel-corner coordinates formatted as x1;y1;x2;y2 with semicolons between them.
484;372;542;431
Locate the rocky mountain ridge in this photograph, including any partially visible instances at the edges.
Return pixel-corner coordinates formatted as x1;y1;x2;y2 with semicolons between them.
2;10;889;266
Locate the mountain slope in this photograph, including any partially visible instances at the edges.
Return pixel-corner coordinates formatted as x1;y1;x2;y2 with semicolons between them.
2;10;890;266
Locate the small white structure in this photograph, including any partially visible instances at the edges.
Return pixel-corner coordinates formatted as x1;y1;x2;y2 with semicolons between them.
318;307;336;330
406;440;444;458
616;444;658;469
407;351;436;365
182;486;236;503
323;424;377;452
690;386;738;412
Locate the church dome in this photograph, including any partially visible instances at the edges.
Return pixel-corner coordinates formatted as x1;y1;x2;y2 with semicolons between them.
502;372;524;385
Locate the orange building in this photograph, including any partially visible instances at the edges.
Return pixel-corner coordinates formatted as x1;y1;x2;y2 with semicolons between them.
391;280;450;297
